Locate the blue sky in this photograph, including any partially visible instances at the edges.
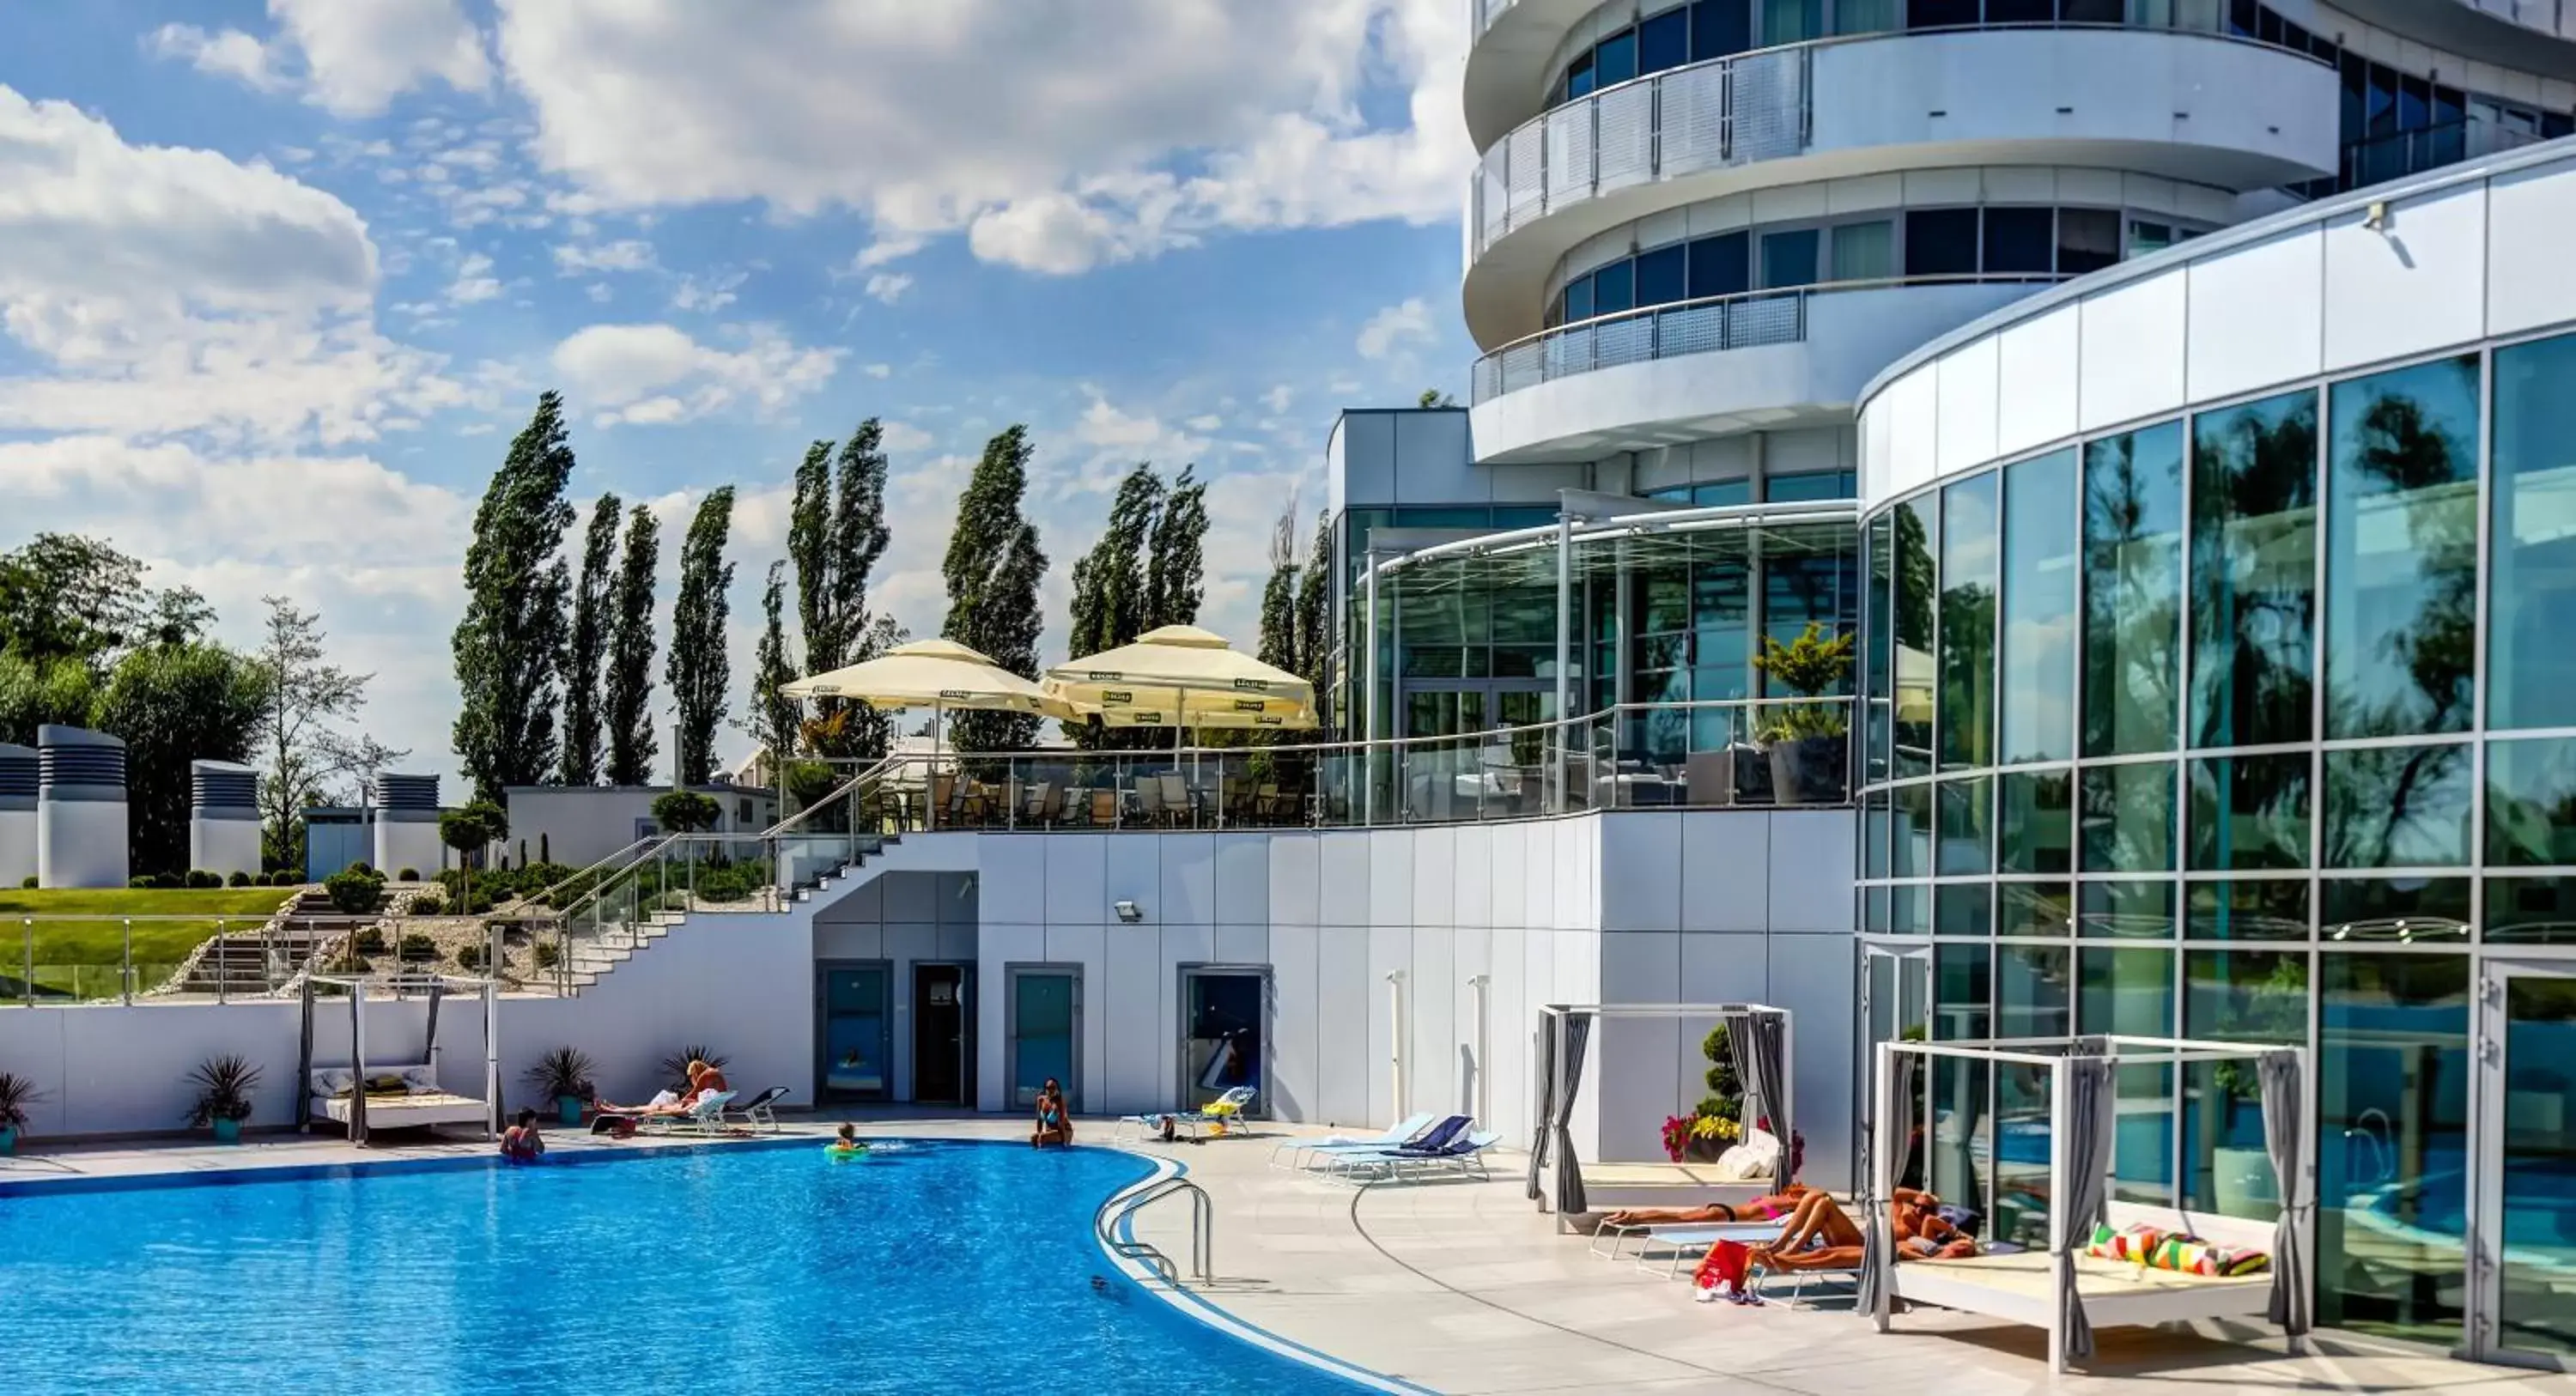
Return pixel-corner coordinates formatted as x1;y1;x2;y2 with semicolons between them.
0;0;1479;792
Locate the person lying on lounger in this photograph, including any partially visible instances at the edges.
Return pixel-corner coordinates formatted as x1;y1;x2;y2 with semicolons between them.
1603;1184;1819;1229
593;1061;730;1117
1745;1189;1976;1272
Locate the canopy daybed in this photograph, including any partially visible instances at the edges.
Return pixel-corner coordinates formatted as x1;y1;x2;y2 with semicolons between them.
1860;1035;2312;1375
1528;1003;1796;1229
294;969;503;1145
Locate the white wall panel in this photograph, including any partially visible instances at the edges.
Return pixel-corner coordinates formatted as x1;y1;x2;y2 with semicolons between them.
1272;833;1322;926
884;871;936;923
1680;932;1774;1007
1993;304;2081;458
2323;183;2487;373
1522;821;1556;931
2184;226;2323;404
1767;811;1856;932
812;919;884;960
2487;157;2576;337
1042;835;1106;926
1215;920;1268;969
1315;926;1372;1126
937;921;975;962
1451;926;1494;1123
1884;367;1940;502
1680;810;1771;933
1412;826;1456;929
1367;924;1412;1125
1157;835;1215;927
1408;922;1455;1122
1861;398;1893;504
1933;337;2000;476
1490;926;1529;1141
1370;829;1415;927
1598;812;1681;932
1212;833;1268;926
1267;924;1321;1123
1104;835;1160;924
1103;925;1163;1115
1485;824;1524;929
2077;270;2186;432
1597;932;1683;1161
1767;934;1858;1193
1319;832;1370;926
978;839;1046;923
1044;922;1110;1113
1454;825;1494;929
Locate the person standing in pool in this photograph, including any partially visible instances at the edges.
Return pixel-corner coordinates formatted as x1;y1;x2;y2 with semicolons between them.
501;1108;545;1162
1031;1078;1072;1149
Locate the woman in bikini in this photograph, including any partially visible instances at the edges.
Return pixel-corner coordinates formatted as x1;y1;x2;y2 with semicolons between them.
1031;1077;1072;1149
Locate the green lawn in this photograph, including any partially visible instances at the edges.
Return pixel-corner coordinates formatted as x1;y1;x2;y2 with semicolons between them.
0;889;299;1000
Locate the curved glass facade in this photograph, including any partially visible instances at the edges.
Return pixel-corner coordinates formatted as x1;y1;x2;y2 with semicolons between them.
1856;327;2576;1350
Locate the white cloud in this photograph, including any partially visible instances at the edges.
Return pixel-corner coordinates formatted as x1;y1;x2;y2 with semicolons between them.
495;0;1468;275
863;271;914;305
272;0;492;118
550;321;843;428
586;282;613;303
447;252;502;304
1261;384;1295;414
1185;414;1224;432
146;25;289;94
878;421;935;453
551;238;655;275
861;362;893;379
671;270;746;313
1356;296;1433;360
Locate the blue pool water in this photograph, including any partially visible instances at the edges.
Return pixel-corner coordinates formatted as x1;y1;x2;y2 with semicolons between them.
0;1141;1364;1394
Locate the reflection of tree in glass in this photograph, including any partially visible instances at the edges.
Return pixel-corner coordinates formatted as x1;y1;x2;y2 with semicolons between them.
2193;755;2310;871
2336;392;2476;737
2190;398;2316;748
2486;744;2576;865
2083;434;2179;753
2324;744;2466;868
1892;502;1935;769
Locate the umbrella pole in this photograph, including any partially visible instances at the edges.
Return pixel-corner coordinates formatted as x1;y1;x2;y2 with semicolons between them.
928;701;941;833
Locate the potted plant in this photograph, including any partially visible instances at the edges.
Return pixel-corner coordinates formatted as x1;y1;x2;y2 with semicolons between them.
0;1071;40;1155
187;1054;263;1144
525;1047;598;1126
1753;622;1856;805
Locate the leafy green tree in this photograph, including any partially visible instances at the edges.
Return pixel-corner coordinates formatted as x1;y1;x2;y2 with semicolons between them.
1255;496;1300;675
452;392;577;801
95;642;272;877
788;422;896;759
1418;389;1457;409
666;488;737;786
941;427;1047;752
748;560;799;774
252;597;404;875
439;799;509;913
0;534;150;671
559;493;623;786
1063;463;1163;748
0;653;98;748
604;503;661;786
650;789;720;834
1146;464;1209;631
1293;510;1333;712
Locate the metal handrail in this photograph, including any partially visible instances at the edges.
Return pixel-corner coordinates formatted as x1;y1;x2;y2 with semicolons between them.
514;835;664;912
1096;1175;1213;1284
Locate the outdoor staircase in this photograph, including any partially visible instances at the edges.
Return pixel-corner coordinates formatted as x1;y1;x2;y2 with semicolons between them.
165;889;349;998
540;830;905;996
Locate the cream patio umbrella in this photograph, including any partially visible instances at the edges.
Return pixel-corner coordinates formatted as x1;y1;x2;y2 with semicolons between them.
1042;624;1317;738
781;637;1067;829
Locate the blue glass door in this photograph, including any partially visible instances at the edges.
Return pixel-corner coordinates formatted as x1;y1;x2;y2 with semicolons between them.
818;964;889;1102
1010;968;1078;1110
2474;960;2576;1368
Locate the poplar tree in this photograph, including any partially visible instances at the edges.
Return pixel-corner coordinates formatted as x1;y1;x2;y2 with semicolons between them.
749;560;799;774
1062;464;1161;748
1255;496;1300;675
941;426;1046;752
787;420;895;758
1145;464;1208;630
1293;510;1333;705
452;392;576;801
604;503;660;786
666;488;737;786
559;492;622;786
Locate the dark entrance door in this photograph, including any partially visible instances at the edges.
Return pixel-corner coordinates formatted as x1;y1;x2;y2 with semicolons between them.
913;963;966;1105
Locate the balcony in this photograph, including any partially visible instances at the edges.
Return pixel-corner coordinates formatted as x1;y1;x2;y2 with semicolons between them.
1467;276;2056;464
1461;25;2340;349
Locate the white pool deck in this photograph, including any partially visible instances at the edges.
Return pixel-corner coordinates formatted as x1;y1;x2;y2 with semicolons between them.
0;1114;2552;1396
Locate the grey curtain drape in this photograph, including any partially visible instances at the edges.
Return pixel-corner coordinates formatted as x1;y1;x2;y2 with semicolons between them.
294;978;316;1132
1856;1048;1918;1320
2258;1049;2312;1336
1551;1013;1594;1214
1724;1009;1792;1182
2058;1057;2115;1365
348;991;368;1145
1524;1014;1558;1202
424;978;443;1068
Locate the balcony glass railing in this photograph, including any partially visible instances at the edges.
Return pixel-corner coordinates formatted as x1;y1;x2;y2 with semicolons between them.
2342;116;2545;191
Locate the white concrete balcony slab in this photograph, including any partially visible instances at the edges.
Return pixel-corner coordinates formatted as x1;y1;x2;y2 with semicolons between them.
1463;26;2340;349
1468;276;2050;464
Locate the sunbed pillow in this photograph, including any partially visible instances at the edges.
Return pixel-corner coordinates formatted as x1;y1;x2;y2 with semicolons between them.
1712;1130;1780;1181
2085;1222;2166;1263
399;1065;438;1096
2142;1234;2270;1277
313;1069;355;1098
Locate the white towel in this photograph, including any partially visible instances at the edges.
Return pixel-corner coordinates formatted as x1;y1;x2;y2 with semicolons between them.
647;1089;679;1108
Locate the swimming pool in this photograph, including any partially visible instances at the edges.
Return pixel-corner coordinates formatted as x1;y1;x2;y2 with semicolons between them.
0;1141;1370;1394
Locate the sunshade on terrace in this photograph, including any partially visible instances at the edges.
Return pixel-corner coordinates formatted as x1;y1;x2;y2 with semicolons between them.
1043;625;1317;731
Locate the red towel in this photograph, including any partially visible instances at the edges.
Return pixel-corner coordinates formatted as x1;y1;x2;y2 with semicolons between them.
1695;1239;1752;1294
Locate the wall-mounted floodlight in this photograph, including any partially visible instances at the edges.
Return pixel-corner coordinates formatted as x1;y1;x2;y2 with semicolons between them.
1114;900;1143;923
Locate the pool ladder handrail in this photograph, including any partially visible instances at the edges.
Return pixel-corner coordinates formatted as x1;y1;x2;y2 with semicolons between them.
1097;1175;1213;1284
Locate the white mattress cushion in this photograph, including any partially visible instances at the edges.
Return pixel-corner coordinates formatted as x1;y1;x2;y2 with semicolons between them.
313;1069;355;1097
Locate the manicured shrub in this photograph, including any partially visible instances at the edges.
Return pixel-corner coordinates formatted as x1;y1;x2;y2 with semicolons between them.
19;875;35;889
410;888;447;916
185;870;221;889
396;867;420;883
272;870;301;887
128;875;156;889
532;939;562;970
453;942;487;971
324;867;386;915
397;932;438;961
227;871;252;888
352;928;387;955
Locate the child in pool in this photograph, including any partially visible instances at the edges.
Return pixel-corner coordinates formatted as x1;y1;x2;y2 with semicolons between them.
828;1123;867;1156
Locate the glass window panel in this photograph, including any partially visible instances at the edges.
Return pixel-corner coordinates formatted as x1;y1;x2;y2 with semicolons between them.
1935;942;1990;1040
1939;472;1998;771
1893;883;1929;934
2081;761;2176;872
1765;470;1856;503
1999;944;2070;1037
1835;0;1900;35
2190;389;2318;748
2317;953;2468;1344
1904;209;1979;277
2325;355;2480;739
1909;0;1978;27
1567;53;1597;100
1639;9;1691;72
1564;274;1595;323
2080;878;2177;938
1986;0;2054;21
1591;259;1637;315
2323;743;2471;868
2320;877;2472;942
1931;1052;1992;1226
2002;449;2078;764
2486;876;2576;943
1937;776;1992;876
2056;206;2120;275
2082;422;2185;756
2111;1059;2178;1205
1982;207;2056;274
1893;781;1931;877
1830;219;1893;282
1865;885;1891;932
1688;231;1750;300
2182;950;2309;1219
1692;0;1753;59
1692;479;1754;507
1635;244;1686;308
1595;30;1638;86
2489;333;2576;730
2063;0;2122;20
2081;946;2176;1035
2128;219;2174;257
1761;228;1820;289
1892;500;1936;779
2001;882;2073;937
2488;737;2576;867
1762;0;1823;43
2187;878;2311;940
1936;883;1992;937
1864;788;1891;879
1868;513;1894;784
2000;768;2073;873
2188;753;2312;872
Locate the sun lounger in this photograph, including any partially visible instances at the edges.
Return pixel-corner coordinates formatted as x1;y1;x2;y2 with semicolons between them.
1267;1112;1435;1170
1111;1086;1257;1144
1315;1120;1496;1183
1590;1220;1790;1278
720;1085;787;1133
593;1090;738;1138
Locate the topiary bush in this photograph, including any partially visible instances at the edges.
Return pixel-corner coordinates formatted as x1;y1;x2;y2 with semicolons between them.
19;875;35;889
453;942;487;971
396;867;420;883
324;867;386;915
228;871;252;888
185;870;221;889
271;870;301;887
129;875;156;889
532;938;562;970
352;928;388;955
397;932;438;961
410;888;447;916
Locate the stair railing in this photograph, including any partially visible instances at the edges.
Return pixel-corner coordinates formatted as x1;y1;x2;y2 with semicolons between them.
1093;1175;1214;1284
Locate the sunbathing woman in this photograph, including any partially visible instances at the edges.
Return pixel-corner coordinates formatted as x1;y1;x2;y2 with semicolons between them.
1746;1189;1974;1272
1602;1184;1817;1229
1031;1078;1072;1149
594;1061;726;1116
